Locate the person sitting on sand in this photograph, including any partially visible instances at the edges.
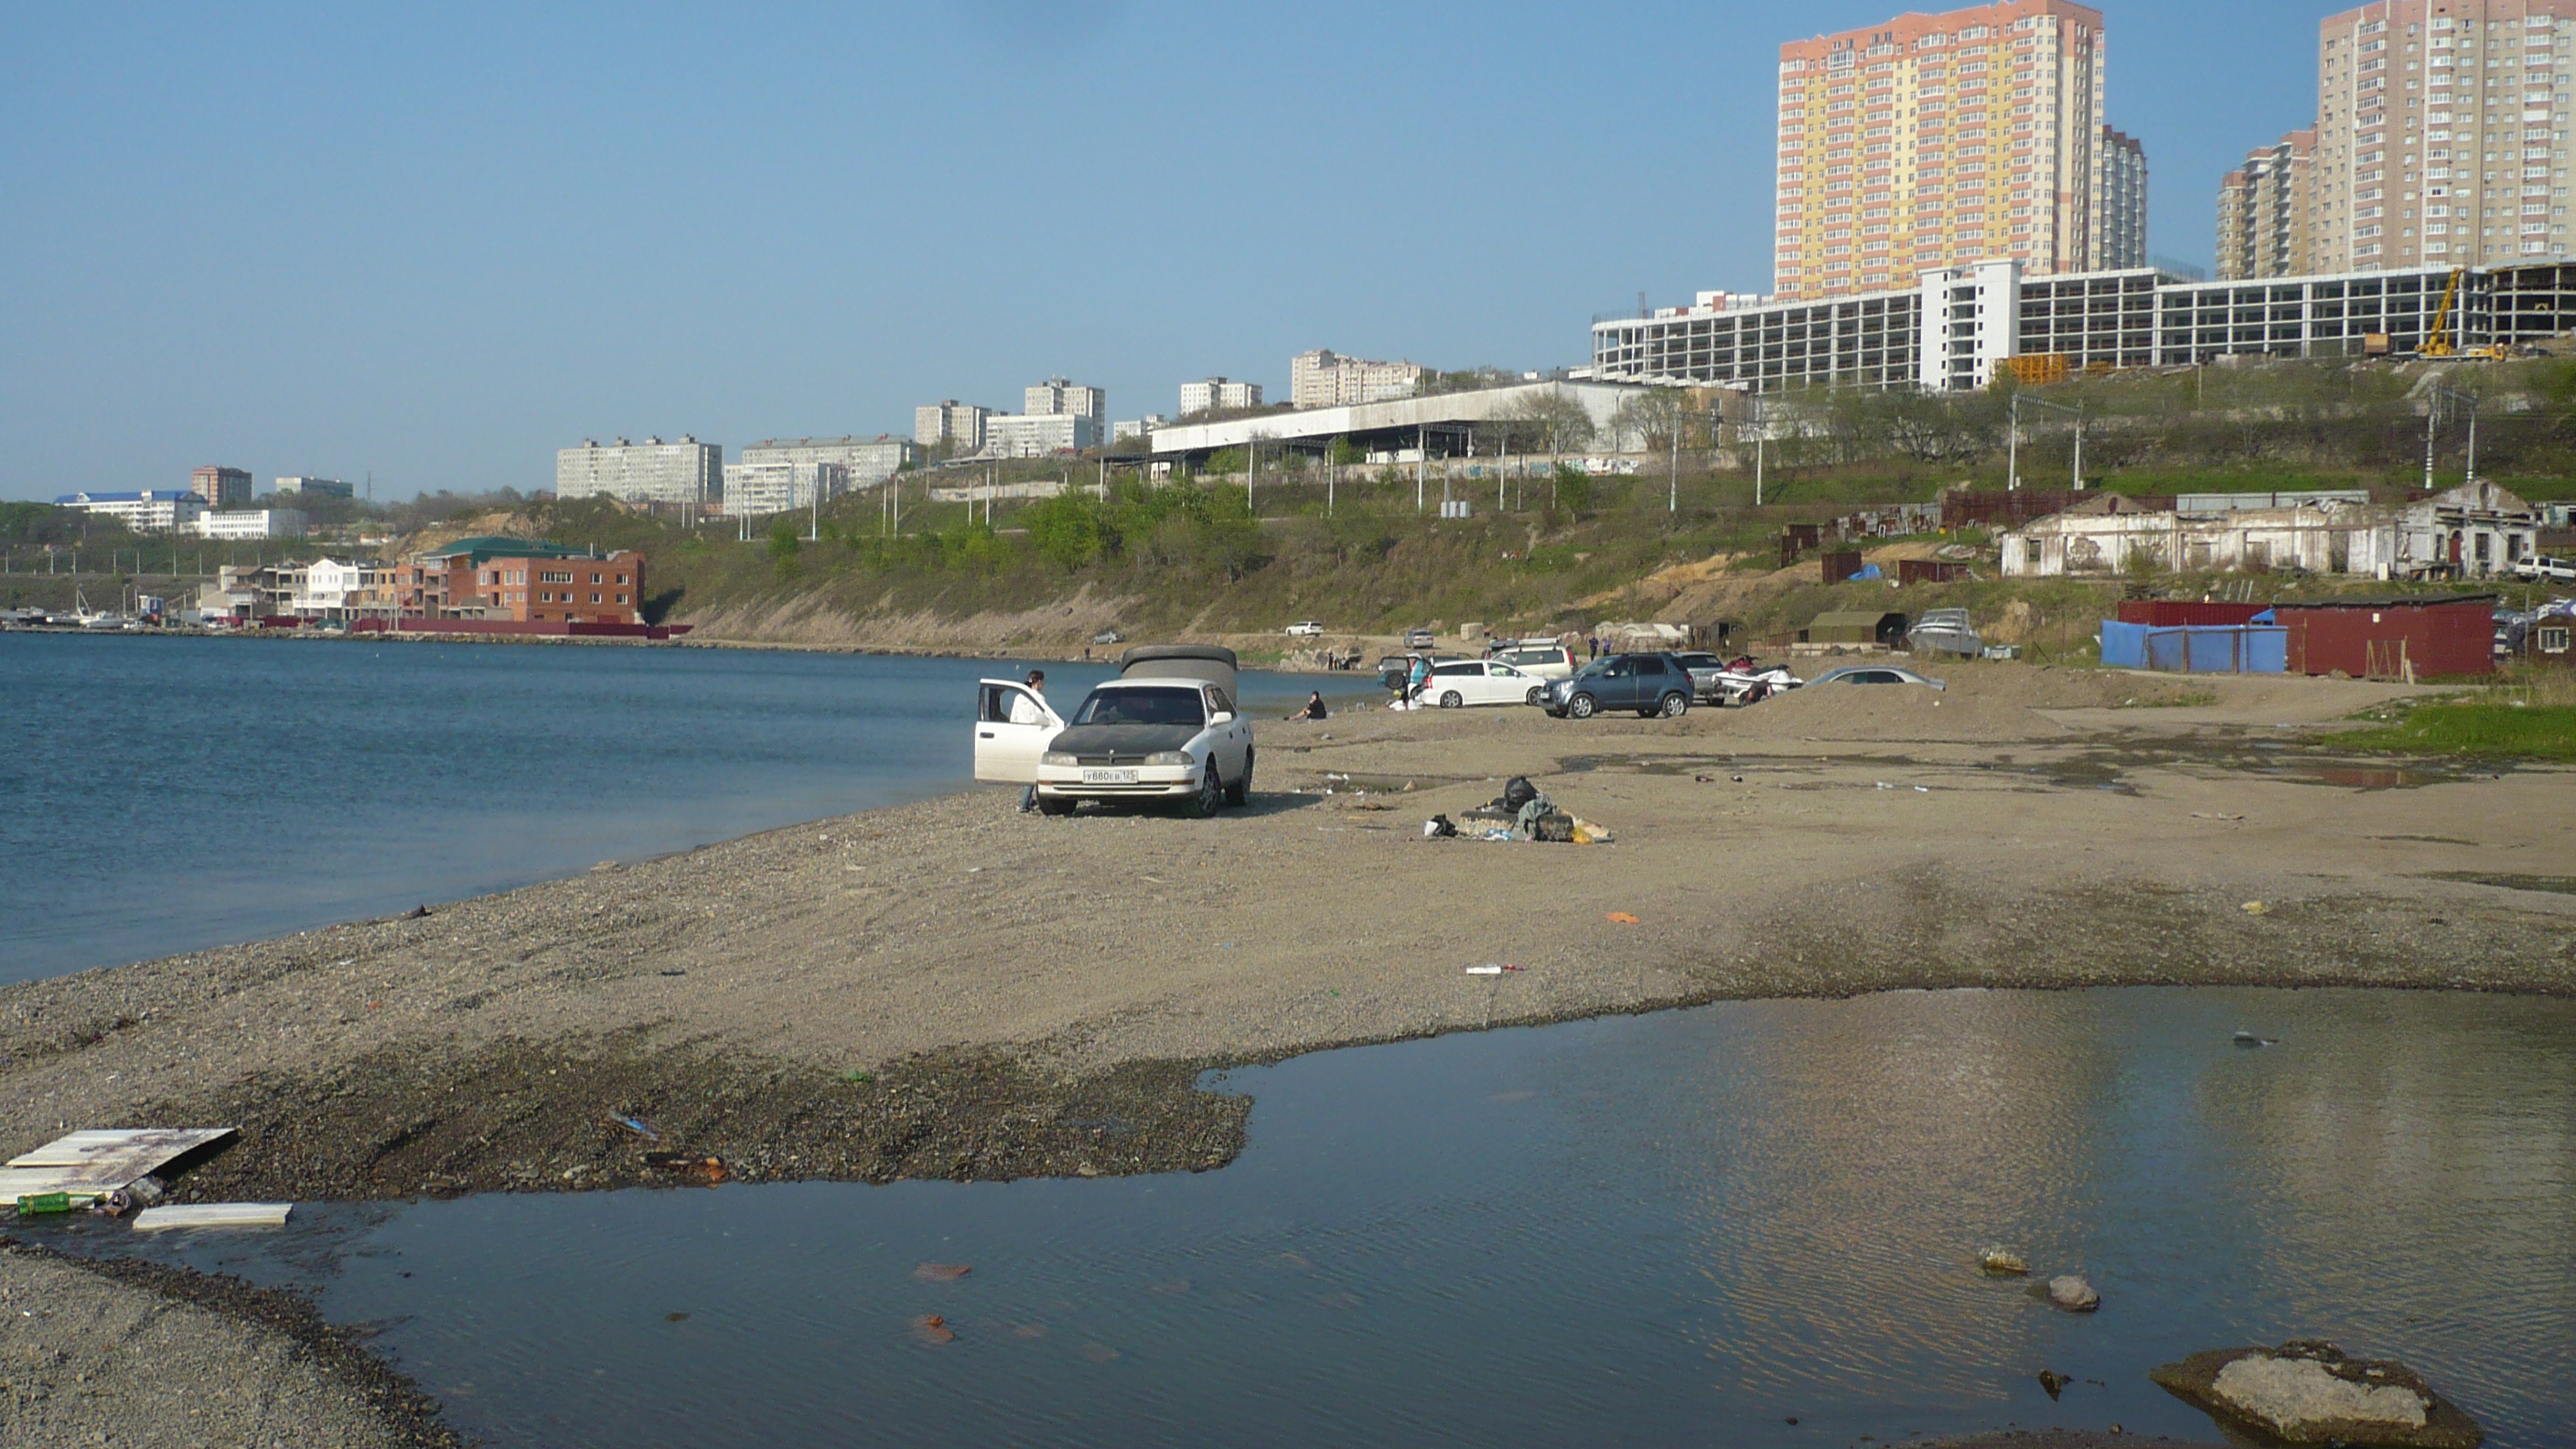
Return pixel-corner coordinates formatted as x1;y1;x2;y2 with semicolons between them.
1286;691;1327;721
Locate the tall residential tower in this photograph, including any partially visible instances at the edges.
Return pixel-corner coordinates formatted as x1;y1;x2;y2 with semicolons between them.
2305;1;2575;274
2215;130;2316;279
1775;0;2116;301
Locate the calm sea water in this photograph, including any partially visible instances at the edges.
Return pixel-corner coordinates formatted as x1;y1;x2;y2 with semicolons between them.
35;988;2576;1448
0;633;1366;983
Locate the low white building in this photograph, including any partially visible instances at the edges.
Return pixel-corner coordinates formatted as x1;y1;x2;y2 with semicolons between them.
984;413;1101;457
1997;482;2539;581
1113;416;1167;442
55;490;206;532
198;509;308;541
274;477;355;498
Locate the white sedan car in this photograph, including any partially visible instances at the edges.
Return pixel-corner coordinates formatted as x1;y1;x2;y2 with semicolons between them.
1420;658;1551;708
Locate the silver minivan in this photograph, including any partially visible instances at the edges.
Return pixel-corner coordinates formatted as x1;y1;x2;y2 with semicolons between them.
1492;642;1575;681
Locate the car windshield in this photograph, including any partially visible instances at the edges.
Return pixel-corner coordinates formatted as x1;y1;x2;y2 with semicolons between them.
1073;686;1206;727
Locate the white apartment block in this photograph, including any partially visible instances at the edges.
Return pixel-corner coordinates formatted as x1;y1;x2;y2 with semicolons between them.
1113;416;1169;442
274;476;355;498
2312;2;2576;274
1025;377;1107;422
2090;126;2148;269
54;491;207;532
738;436;916;500
1289;349;1424;407
199;509;309;541
1776;1;2114;302
555;436;722;506
1179;378;1263;414
915;401;993;450
721;459;849;518
985;413;1102;457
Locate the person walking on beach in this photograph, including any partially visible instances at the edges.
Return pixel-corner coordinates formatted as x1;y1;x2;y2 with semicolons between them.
1014;671;1049;812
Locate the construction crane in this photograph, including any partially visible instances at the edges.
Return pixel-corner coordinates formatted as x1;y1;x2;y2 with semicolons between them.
2422;267;2468;357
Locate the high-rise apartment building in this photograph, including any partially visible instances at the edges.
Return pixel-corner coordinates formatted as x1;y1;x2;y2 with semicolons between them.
2216;130;2317;279
1179;378;1263;414
1025;377;1106;423
190;466;252;508
2090;125;2149;268
1775;1;2113;301
2309;2;2575;274
554;436;721;506
1288;349;1424;407
915;401;992;452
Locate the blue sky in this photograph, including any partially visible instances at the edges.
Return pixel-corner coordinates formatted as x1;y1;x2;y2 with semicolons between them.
1;1;2323;500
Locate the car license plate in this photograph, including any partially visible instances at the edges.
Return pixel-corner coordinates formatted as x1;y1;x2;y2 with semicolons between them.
1083;767;1140;784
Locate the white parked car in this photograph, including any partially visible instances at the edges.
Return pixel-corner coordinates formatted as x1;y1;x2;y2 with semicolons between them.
2513;555;2576;583
1283;620;1326;637
1420;658;1551;708
977;646;1255;816
1489;642;1576;681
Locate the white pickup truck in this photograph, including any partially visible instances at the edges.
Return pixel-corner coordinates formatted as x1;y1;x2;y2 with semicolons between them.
974;646;1254;817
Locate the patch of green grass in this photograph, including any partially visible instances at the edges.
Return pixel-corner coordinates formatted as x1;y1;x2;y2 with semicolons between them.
2340;703;2576;759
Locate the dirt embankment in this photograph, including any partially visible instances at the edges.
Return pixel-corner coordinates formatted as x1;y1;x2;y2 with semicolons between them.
4;664;2571;1210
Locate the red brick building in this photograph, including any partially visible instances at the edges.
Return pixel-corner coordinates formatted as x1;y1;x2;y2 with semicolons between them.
382;536;647;625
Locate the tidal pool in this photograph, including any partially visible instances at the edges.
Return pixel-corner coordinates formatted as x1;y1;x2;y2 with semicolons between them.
41;987;2576;1447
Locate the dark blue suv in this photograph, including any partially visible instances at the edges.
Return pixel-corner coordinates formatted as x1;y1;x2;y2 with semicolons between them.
1542;653;1694;719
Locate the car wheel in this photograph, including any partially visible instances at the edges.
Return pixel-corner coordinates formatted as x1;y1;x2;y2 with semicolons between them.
1440;690;1465;709
1188;760;1223;818
1036;795;1076;817
1225;748;1252;806
1568;692;1598;719
1526;686;1547;706
1658;691;1690;718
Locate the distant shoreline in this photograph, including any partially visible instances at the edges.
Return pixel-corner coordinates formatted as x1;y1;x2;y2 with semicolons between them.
0;620;1370;669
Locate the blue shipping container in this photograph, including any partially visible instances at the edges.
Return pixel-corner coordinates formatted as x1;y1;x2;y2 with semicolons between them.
2098;620;2286;673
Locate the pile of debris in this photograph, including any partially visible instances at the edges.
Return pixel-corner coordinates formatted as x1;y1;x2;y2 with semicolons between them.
1424;777;1613;845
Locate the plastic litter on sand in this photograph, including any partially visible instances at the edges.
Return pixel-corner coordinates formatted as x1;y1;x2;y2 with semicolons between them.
1606;912;1641;925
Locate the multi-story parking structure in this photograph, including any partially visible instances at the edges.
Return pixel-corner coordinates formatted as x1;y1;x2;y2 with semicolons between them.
1591;260;2576;392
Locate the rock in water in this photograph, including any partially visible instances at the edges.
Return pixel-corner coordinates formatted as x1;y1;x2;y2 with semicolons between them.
2037;1368;2071;1400
1977;1245;2030;1276
2150;1341;2484;1448
2045;1274;2100;1312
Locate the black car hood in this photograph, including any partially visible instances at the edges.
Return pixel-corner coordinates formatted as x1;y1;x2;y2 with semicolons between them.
1051;722;1200;757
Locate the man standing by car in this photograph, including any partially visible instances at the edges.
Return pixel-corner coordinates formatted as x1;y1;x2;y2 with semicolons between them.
1014;671;1049;811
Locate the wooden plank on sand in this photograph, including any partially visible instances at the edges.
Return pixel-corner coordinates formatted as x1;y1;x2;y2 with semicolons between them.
5;1128;237;1186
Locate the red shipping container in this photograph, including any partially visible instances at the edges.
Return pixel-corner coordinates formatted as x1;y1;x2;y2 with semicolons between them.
2273;596;2496;678
2116;601;2270;628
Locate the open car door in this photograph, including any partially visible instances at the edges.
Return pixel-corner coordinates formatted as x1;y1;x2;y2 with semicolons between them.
974;680;1063;783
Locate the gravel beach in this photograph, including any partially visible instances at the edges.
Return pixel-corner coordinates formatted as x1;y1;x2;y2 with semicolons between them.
2;661;2569;1443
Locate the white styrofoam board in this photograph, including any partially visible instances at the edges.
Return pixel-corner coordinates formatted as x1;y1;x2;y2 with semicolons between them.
132;1203;294;1230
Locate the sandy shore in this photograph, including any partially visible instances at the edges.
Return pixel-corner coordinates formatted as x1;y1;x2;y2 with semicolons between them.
0;1239;464;1448
5;661;2569;1204
1;661;2568;1444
